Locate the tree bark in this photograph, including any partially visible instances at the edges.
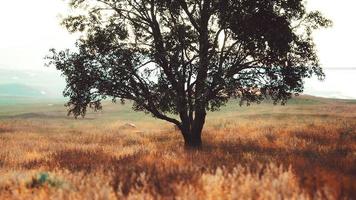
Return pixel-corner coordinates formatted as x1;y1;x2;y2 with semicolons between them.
184;131;202;148
180;111;206;149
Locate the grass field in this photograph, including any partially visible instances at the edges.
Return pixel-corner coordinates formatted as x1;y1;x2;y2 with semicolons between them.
0;96;355;199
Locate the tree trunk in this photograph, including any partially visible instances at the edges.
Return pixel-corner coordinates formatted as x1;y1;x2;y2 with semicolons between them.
180;111;206;149
183;130;202;149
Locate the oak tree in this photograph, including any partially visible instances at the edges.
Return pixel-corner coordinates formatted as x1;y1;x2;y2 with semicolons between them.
47;0;331;148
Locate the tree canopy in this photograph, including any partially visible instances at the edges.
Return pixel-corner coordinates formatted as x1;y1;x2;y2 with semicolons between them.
47;0;331;147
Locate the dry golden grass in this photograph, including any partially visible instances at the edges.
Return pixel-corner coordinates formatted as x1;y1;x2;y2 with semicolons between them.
0;99;355;199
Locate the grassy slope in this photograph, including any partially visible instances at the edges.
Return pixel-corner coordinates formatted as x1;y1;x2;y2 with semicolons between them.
0;95;341;119
0;96;355;199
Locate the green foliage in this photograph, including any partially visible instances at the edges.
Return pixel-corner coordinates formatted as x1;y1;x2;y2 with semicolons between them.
46;0;331;144
27;172;67;188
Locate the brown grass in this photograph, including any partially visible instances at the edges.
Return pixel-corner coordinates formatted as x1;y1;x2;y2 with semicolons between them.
0;101;355;199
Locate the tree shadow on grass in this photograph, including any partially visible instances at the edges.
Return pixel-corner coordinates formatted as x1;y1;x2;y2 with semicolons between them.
23;147;199;198
0;127;14;133
20;138;355;199
202;139;356;199
23;148;135;172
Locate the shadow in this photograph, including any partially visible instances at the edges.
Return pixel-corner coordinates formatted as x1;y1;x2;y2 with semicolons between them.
0;112;95;120
0;113;68;120
22;148;196;197
20;137;356;199
110;152;199;197
0;127;14;133
23;148;121;172
51;149;118;172
201;139;356;199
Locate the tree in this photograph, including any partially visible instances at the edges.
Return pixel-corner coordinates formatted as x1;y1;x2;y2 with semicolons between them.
47;0;331;148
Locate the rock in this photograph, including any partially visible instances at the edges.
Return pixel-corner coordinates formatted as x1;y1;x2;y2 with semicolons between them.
120;123;137;129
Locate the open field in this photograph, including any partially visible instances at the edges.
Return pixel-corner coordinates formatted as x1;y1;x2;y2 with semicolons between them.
0;96;355;199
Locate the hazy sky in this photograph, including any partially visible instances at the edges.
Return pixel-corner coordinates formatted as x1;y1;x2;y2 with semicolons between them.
0;0;355;99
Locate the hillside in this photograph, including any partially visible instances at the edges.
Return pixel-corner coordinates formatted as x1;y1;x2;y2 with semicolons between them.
0;83;65;106
0;68;65;98
0;83;47;97
0;95;355;199
0;95;355;117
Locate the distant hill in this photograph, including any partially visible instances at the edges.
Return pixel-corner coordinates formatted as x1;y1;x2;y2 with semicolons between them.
0;68;354;106
0;68;65;98
0;83;47;97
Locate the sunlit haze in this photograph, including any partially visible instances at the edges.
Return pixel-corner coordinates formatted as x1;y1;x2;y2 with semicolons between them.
0;0;355;99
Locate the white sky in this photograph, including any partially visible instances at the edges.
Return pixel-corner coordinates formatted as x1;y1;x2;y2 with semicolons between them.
0;0;76;70
0;0;355;99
